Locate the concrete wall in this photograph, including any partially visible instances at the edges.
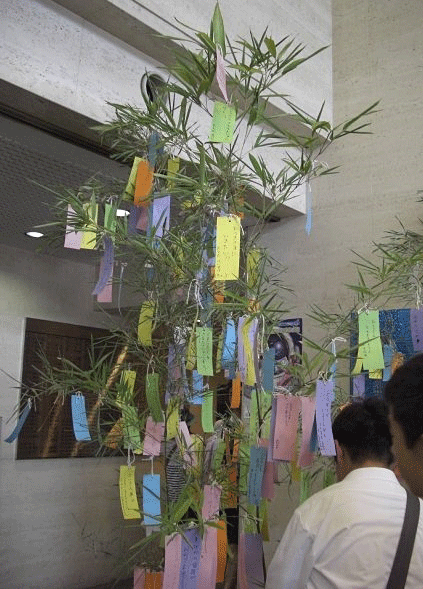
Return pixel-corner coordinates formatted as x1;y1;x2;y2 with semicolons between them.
261;0;423;563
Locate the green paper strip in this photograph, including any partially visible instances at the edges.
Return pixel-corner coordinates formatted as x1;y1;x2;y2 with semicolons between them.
209;102;236;144
358;310;384;371
196;327;214;376
146;372;163;423
186;329;197;371
213;439;226;471
300;470;311;505
201;388;214;433
239;442;250;494
122;405;142;451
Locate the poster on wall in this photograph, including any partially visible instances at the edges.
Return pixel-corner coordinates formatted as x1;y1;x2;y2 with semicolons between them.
268;318;302;394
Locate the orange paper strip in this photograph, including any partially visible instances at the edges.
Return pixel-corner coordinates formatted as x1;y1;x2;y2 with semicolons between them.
134;160;154;206
216;519;227;583
230;374;241;408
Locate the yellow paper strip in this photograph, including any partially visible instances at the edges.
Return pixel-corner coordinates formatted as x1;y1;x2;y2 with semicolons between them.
138;301;155;346
214;216;241;281
209;102;236;143
119;465;141;519
166;402;179;440
124;156;142;201
167;157;180;190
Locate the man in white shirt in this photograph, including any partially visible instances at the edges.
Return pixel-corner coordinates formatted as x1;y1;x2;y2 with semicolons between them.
265;398;423;589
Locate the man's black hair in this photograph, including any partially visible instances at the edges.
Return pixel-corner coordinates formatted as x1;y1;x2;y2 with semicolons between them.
332;397;393;465
384;353;423;448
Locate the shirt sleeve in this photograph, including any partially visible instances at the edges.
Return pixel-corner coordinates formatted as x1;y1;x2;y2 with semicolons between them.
265;510;315;589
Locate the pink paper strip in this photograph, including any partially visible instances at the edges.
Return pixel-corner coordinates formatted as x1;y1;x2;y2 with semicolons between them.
134;566;145;589
163;534;182;589
216;47;229;102
176;420;196;466
237;533;248;589
64;205;82;249
298;396;316;467
272;395;301;461
197;526;218;589
143;417;164;456
202;485;221;521
261;461;275;500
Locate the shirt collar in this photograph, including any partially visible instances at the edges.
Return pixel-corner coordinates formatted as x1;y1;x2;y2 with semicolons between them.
343;466;398;484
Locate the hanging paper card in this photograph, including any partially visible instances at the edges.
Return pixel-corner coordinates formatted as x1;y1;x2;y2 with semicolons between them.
196;327;214;376
267;397;277;462
104;202;117;236
214;216;241;281
197;526;218;589
148;131;161;168
239;442;250;494
383;344;394;381
179;528;202;589
124;156;142;200
216;46;229;102
145;571;163;589
261;461;275;500
4;399;31;443
216;520;227;583
166;402;179;440
163;533;182;589
209;102;236;143
177;421;195;467
222;317;237;371
138;301;155;346
213;439;226;471
410;308;423;351
352;373;366;397
230;374;241;408
118;369;137;406
216;328;224;373
243;317;259;386
247;249;261;290
119;465;141;519
238;533;248;589
122;405;142;452
305;181;313;235
299;469;311;504
202;484;221;520
64;205;82;249
186;330;196;372
167;157;180;190
247;445;267;506
151;195;170;238
143;417;164;456
80;202;98;249
262;348;275;393
134;160;154;206
96;253;113;303
358;310;384;371
143;474;161;526
244;533;265;589
70;394;91;441
201;388;214;433
134;567;145;589
315;379;336;456
237;317;247;382
298;396;316;468
146;373;163;423
92;237;114;296
272;395;301;461
191;370;203;405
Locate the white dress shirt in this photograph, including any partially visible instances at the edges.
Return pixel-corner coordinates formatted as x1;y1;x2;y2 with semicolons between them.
266;467;423;589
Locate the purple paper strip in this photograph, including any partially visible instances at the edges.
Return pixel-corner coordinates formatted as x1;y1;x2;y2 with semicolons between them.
244;533;265;589
352;373;366;398
202;485;221;520
197;526;218;589
92;237;114;295
238;317;247;382
179;528;202;589
151;195;171;238
261;461;275;500
410;308;423;351
128;205;141;235
315;379;336;456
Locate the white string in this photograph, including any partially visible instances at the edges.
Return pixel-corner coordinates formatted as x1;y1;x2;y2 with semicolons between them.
127;445;135;467
117;262;127;315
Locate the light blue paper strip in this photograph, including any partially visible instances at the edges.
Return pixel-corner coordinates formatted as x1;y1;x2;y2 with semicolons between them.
305;181;313;235
191;370;203;405
4;400;31;443
142;474;161;526
222;317;237;370
247;445;268;506
262;348;275;393
92;237;114;295
383;344;394;381
71;394;91;441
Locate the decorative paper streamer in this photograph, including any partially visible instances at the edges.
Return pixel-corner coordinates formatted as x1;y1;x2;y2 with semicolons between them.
299;469;311;504
124;156;142;200
196;327;214;376
119;465;141;519
315;379;336;456
134;160;154;206
138;301;155;346
4;399;31;443
146;372;163;423
298;396;316;468
92;236;114;296
214;216;241;281
262;348;275;393
272;395;301;461
201;388;214;433
143;417;164;456
305;180;313;235
410;308;423;351
358;310;385;371
247;445;268;505
179;528;202;589
163;533;182;589
80;202;98;250
209;102;236;143
230;374;241;409
167;157;180;190
216;46;229;102
143;474;161;526
71;394;91;441
151;195;170;238
191;370;203;405
64;205;82;249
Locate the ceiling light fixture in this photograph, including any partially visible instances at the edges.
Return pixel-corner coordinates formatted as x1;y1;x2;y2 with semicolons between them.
25;231;45;238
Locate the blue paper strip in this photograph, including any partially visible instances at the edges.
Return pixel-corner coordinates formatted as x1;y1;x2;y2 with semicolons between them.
71;394;91;441
92;237;114;295
179;527;202;589
247;446;268;506
262;348;275;393
191;370;203;405
148;131;161;168
383;344;394;381
221;317;237;371
128;205;141;235
142;473;161;526
309;415;318;453
151;195;170;238
4;400;31;443
410;308;423;352
305;181;313;235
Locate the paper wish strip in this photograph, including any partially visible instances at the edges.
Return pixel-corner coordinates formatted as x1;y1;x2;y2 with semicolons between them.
4;399;32;443
119;465;141;520
138;301;155;346
410;308;423;352
315;379;336;456
209;101;236;143
146;372;163;423
358;310;384;372
142;474;161;526
197;526;218;589
214;216;241;281
71;393;91;441
179;528;202;589
163;533;182;589
80;202;99;250
196;327;214;376
143;417;164;457
272;395;301;461
134;159;154;206
247;445;268;505
92;237;114;297
216;47;229;102
124;156;142;200
64;205;82;249
298;396;316;468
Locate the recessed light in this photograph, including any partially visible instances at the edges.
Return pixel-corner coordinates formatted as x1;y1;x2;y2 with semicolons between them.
25;231;44;238
116;209;130;217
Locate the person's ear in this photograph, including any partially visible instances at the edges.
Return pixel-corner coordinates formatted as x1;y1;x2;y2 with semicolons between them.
335;440;343;462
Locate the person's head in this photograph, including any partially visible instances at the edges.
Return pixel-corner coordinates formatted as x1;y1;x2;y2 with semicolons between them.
332;397;393;481
384;353;423;497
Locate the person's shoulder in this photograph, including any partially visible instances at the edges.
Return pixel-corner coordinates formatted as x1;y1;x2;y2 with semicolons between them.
296;483;344;521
